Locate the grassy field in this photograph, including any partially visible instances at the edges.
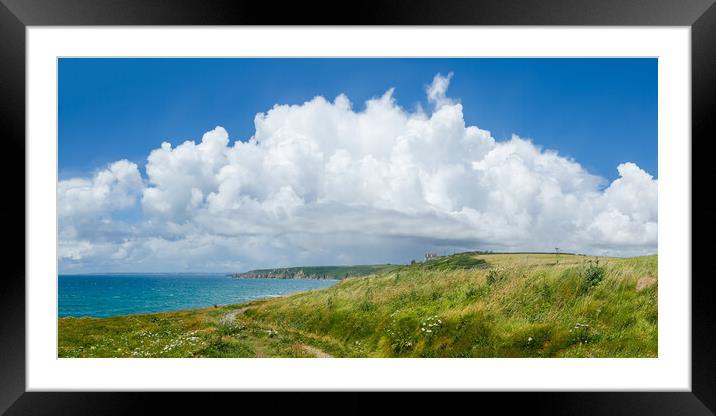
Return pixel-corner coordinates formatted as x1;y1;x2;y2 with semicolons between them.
234;264;398;279
58;252;657;358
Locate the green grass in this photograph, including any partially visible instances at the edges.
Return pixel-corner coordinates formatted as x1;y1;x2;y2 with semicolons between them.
234;264;399;279
59;253;657;358
408;252;487;271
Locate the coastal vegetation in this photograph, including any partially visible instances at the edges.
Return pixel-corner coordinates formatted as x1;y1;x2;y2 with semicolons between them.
58;252;657;358
232;264;398;280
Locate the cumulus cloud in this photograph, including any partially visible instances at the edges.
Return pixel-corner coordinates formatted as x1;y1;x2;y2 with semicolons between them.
58;160;144;263
426;72;455;108
58;74;657;272
59;159;143;218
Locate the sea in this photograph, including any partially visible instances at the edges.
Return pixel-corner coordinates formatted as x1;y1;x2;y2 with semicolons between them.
58;274;338;318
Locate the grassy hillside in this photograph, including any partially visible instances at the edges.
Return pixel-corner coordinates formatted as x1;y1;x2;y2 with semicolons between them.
234;264;398;279
58;252;657;358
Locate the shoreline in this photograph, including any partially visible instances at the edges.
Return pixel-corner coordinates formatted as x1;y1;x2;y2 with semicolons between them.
58;296;271;320
58;279;338;320
58;253;658;358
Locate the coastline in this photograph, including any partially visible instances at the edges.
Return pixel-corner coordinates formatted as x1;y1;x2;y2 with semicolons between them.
58;253;658;358
58;275;338;319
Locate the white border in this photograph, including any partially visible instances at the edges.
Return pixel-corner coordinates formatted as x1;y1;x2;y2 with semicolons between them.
27;27;691;391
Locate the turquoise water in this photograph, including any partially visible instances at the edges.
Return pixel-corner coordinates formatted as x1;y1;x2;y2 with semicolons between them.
58;274;338;318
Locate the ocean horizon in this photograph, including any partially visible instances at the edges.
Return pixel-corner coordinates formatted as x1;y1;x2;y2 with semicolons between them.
58;273;338;318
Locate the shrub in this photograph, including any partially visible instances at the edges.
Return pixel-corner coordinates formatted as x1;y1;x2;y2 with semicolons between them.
383;313;419;354
486;268;506;286
569;322;600;346
359;300;376;312
581;258;605;290
420;315;442;337
464;284;488;301
216;321;245;337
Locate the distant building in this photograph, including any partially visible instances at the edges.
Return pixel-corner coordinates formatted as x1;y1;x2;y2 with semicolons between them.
424;252;439;262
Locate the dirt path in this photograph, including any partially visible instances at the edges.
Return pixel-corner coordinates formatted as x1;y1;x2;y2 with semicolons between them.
301;344;333;358
219;307;249;324
218;307;333;357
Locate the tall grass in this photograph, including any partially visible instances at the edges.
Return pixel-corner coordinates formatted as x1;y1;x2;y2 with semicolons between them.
58;253;657;358
244;254;657;357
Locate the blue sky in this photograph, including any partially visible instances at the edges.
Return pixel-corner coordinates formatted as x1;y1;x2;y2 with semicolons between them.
57;58;658;272
59;58;657;182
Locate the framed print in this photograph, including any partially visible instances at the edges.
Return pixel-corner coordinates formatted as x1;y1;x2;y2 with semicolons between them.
2;0;713;414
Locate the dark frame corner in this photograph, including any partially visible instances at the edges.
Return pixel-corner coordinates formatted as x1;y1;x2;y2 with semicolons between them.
1;0;712;414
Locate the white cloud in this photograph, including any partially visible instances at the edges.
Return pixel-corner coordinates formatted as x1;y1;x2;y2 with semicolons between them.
583;162;658;246
58;160;144;262
426;72;455;108
58;74;657;272
58;240;94;261
59;159;143;218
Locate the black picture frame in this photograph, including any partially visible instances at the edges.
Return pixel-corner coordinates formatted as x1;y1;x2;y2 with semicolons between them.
1;0;711;414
